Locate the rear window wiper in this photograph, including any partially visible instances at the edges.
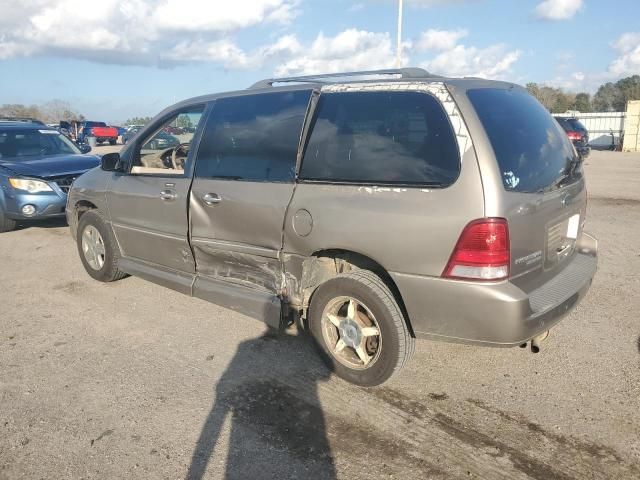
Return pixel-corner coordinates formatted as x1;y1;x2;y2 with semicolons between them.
537;157;583;193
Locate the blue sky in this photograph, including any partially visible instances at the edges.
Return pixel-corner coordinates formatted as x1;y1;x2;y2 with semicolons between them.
0;0;638;123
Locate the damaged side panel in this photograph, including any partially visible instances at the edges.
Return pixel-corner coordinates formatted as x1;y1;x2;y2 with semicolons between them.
192;243;282;293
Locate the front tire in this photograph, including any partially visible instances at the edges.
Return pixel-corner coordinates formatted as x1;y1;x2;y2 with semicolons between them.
308;270;414;386
0;208;17;233
76;210;127;282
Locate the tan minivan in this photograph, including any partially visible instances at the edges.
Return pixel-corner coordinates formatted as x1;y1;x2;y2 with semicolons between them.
67;69;598;386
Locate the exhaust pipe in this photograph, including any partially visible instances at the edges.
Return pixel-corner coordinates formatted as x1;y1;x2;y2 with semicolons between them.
530;330;550;353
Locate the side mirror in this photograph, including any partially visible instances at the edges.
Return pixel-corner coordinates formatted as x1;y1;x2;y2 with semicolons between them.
101;152;122;172
79;143;92;154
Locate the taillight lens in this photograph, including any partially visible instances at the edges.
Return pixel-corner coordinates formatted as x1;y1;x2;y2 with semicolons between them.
443;218;510;281
566;131;581;141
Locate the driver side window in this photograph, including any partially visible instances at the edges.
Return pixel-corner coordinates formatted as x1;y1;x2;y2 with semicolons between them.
131;107;204;175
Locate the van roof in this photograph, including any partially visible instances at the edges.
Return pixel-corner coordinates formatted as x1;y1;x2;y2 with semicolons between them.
162;68;521;117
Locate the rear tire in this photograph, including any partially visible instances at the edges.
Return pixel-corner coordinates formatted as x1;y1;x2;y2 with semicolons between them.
0;208;17;233
76;210;127;282
308;269;414;387
109;139;117;145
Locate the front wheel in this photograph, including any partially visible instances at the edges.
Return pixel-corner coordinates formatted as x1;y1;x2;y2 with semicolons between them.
308;270;414;386
109;139;117;145
76;210;127;282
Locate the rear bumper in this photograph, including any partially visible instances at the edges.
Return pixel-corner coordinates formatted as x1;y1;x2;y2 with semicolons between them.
576;145;591;158
391;232;598;346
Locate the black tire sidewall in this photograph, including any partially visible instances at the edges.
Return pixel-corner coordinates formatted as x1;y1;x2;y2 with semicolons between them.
309;275;404;387
76;211;119;282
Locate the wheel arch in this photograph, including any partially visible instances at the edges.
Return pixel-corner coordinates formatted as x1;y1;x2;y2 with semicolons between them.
74;199;98;221
299;248;415;337
70;199;98;239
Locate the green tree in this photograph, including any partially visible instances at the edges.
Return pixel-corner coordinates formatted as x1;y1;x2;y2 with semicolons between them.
0;103;42;120
571;92;591;112
594;82;620;111
526;83;575;113
616;75;640;109
124;116;153;126
41;100;82;122
593;76;640;111
175;115;193;129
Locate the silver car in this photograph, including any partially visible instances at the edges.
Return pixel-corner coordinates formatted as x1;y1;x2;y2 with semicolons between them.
66;68;598;386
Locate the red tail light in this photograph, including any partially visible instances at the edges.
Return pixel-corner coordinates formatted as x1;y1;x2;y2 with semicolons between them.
443;218;510;281
566;131;581;141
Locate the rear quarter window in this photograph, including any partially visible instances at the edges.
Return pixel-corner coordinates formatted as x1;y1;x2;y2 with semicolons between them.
300;91;460;186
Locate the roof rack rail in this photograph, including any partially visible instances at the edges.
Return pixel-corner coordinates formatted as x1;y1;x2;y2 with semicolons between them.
0;117;45;125
249;67;437;89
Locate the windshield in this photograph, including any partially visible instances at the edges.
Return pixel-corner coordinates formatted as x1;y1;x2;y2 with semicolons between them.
468;88;579;193
0;129;81;160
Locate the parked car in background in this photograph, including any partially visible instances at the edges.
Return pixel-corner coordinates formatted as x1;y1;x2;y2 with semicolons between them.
112;126;127;137
122;125;143;144
76;121;119;145
66;68;598;386
163;126;184;135
556;117;590;158
0;120;99;232
142;130;180;150
1;117;45;125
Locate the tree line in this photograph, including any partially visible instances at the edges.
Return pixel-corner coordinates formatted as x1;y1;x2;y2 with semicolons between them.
0;100;84;123
527;74;640;113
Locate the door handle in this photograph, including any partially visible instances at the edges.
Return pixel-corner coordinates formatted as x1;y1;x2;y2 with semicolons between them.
202;193;221;205
159;190;177;201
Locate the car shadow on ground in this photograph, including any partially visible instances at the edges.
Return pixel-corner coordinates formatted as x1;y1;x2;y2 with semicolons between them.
14;218;68;231
186;330;337;480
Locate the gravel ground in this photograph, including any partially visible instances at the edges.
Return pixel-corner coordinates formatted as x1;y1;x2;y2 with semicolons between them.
0;150;639;479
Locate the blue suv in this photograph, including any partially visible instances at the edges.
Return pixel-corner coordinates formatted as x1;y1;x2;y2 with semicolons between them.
0;120;100;232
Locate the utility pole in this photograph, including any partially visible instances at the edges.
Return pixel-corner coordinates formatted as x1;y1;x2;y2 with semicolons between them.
396;0;403;68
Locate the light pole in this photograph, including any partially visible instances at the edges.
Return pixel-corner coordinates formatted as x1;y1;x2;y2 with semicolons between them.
396;0;403;68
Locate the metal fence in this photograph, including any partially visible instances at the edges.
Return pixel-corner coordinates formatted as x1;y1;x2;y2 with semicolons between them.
554;111;625;149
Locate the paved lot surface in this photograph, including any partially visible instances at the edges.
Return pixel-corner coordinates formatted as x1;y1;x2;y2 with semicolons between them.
1;150;639;479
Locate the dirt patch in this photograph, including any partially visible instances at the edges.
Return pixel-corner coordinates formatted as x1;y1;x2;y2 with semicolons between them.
52;281;86;294
588;197;640;207
466;398;623;462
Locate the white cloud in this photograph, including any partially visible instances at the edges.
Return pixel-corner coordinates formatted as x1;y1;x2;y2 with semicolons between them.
422;44;521;79
609;32;640;77
163;34;302;69
152;0;297;32
275;29;399;76
163;39;251;68
0;0;298;64
415;29;468;52
534;0;583;21
402;0;477;6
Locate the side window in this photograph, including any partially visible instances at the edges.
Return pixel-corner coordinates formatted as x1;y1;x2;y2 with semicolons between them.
300;91;460;186
194;90;311;182
131;107;204;175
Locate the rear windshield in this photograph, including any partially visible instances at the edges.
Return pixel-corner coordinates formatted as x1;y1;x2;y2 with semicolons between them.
566;118;586;131
468;88;579;193
300;91;460;186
